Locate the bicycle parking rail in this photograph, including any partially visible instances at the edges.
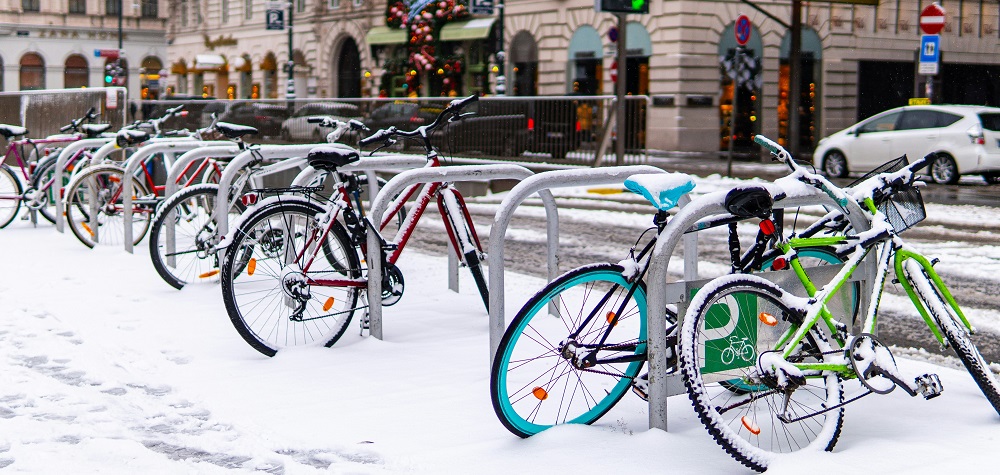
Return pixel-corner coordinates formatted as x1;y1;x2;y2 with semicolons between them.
160;145;243;268
120;140;236;253
366;164;547;340
53;137;115;233
643;181;875;432
487;165;666;363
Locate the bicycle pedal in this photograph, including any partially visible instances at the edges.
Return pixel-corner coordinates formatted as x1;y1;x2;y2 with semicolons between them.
915;373;943;400
631;373;649;402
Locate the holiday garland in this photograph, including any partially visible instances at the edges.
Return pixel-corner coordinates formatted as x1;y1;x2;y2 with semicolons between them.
384;0;469;95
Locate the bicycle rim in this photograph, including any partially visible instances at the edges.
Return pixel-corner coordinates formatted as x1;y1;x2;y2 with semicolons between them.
149;184;225;289
0;164;22;228
66;166;152;247
491;264;646;437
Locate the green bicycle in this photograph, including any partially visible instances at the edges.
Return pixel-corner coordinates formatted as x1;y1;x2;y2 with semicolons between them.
679;135;1000;472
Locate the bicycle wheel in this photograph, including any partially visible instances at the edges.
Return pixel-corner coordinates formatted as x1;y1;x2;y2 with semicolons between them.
491;263;646;437
64;164;153;248
679;275;844;472
220;200;361;357
27;157;59;224
439;188;488;310
0;163;22;228
903;258;1000;415
149;184;240;289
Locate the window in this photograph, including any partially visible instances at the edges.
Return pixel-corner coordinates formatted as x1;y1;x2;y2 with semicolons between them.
69;0;87;14
141;0;158;18
296;0;305;13
980;114;1000;132
64;55;89;89
180;0;188;26
329;0;340;8
22;0;40;12
897;110;959;130
106;0;120;15
858;112;901;134
245;0;252;19
222;0;229;23
352;0;362;6
20;53;45;91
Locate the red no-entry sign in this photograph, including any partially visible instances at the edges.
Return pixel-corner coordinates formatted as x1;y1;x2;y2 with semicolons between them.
735;15;752;46
920;3;946;35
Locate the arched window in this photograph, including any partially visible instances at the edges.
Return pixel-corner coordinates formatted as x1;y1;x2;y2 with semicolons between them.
510;31;538;96
20;53;45;91
64;55;89;89
141;56;164;99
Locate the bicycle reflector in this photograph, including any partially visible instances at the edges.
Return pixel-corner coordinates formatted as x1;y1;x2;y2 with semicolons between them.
759;312;778;327
771;257;788;271
759;219;776;236
323;297;335;312
241;193;259;206
532;387;549;400
741;416;762;435
247;258;257;276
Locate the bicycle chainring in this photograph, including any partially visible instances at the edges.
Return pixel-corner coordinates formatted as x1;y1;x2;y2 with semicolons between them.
381;262;405;306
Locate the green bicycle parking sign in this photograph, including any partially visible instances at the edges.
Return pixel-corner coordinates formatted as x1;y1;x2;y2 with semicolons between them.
700;293;758;374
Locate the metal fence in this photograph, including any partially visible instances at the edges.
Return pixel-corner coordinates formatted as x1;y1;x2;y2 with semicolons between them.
137;95;649;166
0;88;128;148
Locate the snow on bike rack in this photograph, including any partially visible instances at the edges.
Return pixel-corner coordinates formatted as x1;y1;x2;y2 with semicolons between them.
53;137;116;233
119;140;237;253
487;165;667;364
365;164;549;340
643;181;876;432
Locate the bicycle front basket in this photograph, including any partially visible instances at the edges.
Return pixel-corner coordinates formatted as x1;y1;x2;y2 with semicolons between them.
879;185;925;234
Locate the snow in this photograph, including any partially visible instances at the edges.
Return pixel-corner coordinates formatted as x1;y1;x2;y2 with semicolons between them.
3;178;1000;473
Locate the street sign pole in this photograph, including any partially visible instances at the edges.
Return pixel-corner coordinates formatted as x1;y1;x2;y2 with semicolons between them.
918;4;945;103
729;14;751;176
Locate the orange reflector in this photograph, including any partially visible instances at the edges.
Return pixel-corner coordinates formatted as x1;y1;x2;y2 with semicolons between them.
82;222;94;237
109;176;120;183
323;297;335;311
198;269;220;279
247;258;256;276
532;387;548;401
771;257;787;271
759;312;778;327
742;416;761;435
606;311;617;325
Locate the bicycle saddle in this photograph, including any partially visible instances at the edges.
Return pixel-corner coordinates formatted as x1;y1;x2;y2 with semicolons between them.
306;145;360;171
624;173;696;211
116;128;150;147
0;124;28;138
81;123;112;138
724;185;773;219
216;122;259;139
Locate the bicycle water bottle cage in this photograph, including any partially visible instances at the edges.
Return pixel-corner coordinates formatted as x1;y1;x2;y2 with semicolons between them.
306;145;360;172
724;186;773;219
215;122;259;139
0;124;28;139
624;173;696;211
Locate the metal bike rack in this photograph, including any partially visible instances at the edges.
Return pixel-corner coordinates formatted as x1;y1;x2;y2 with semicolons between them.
119;140;235;252
19;135;97;227
643;181;875;432
487;165;667;364
53;137;115;233
159;145;243;268
366;164;545;340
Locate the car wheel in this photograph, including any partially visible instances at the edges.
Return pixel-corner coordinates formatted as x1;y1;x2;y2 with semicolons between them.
930;154;959;185
823;151;849;178
982;172;1000;185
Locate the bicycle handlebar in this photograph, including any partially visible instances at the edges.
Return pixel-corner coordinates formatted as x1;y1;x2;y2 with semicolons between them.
58;106;99;133
754;135;852;210
359;94;479;150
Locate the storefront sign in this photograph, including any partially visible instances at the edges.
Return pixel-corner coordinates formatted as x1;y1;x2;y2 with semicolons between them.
470;0;494;15
204;34;238;50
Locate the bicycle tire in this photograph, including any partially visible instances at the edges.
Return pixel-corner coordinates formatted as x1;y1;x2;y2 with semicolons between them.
903;259;1000;416
679;275;844;472
149;184;241;289
491;263;646;437
64;164;153;248
0;163;22;228
28;156;60;224
220;200;361;357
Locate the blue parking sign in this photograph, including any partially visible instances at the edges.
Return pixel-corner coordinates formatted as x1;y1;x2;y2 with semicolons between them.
266;9;284;30
920;35;940;63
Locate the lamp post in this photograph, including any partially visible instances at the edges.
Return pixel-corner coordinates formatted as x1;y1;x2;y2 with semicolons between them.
495;0;505;95
286;1;296;101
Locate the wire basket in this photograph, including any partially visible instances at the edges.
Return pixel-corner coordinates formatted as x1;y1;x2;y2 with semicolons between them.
849;155;926;234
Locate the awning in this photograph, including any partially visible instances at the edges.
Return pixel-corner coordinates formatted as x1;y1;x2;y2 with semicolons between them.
440;18;496;41
231;56;250;72
194;54;226;70
366;26;407;46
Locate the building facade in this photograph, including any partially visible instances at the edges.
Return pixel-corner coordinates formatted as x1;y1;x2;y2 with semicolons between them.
165;0;1000;153
1;0;169;98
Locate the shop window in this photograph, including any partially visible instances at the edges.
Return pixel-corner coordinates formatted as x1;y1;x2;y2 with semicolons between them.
64;55;89;89
20;53;45;91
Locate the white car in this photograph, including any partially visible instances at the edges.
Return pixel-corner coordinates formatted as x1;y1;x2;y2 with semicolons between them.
280;102;362;142
812;104;1000;184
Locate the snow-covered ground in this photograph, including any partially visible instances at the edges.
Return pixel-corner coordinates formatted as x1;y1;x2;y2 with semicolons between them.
2;176;1000;473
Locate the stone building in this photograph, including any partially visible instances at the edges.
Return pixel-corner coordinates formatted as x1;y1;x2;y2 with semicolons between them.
165;0;1000;153
1;0;168;98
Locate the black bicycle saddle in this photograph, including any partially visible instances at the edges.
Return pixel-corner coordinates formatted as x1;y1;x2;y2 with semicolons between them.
0;124;28;138
724;185;773;219
306;145;360;172
216;122;259;139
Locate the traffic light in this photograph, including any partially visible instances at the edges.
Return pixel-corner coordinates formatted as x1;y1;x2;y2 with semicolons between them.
595;0;648;14
105;62;126;87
